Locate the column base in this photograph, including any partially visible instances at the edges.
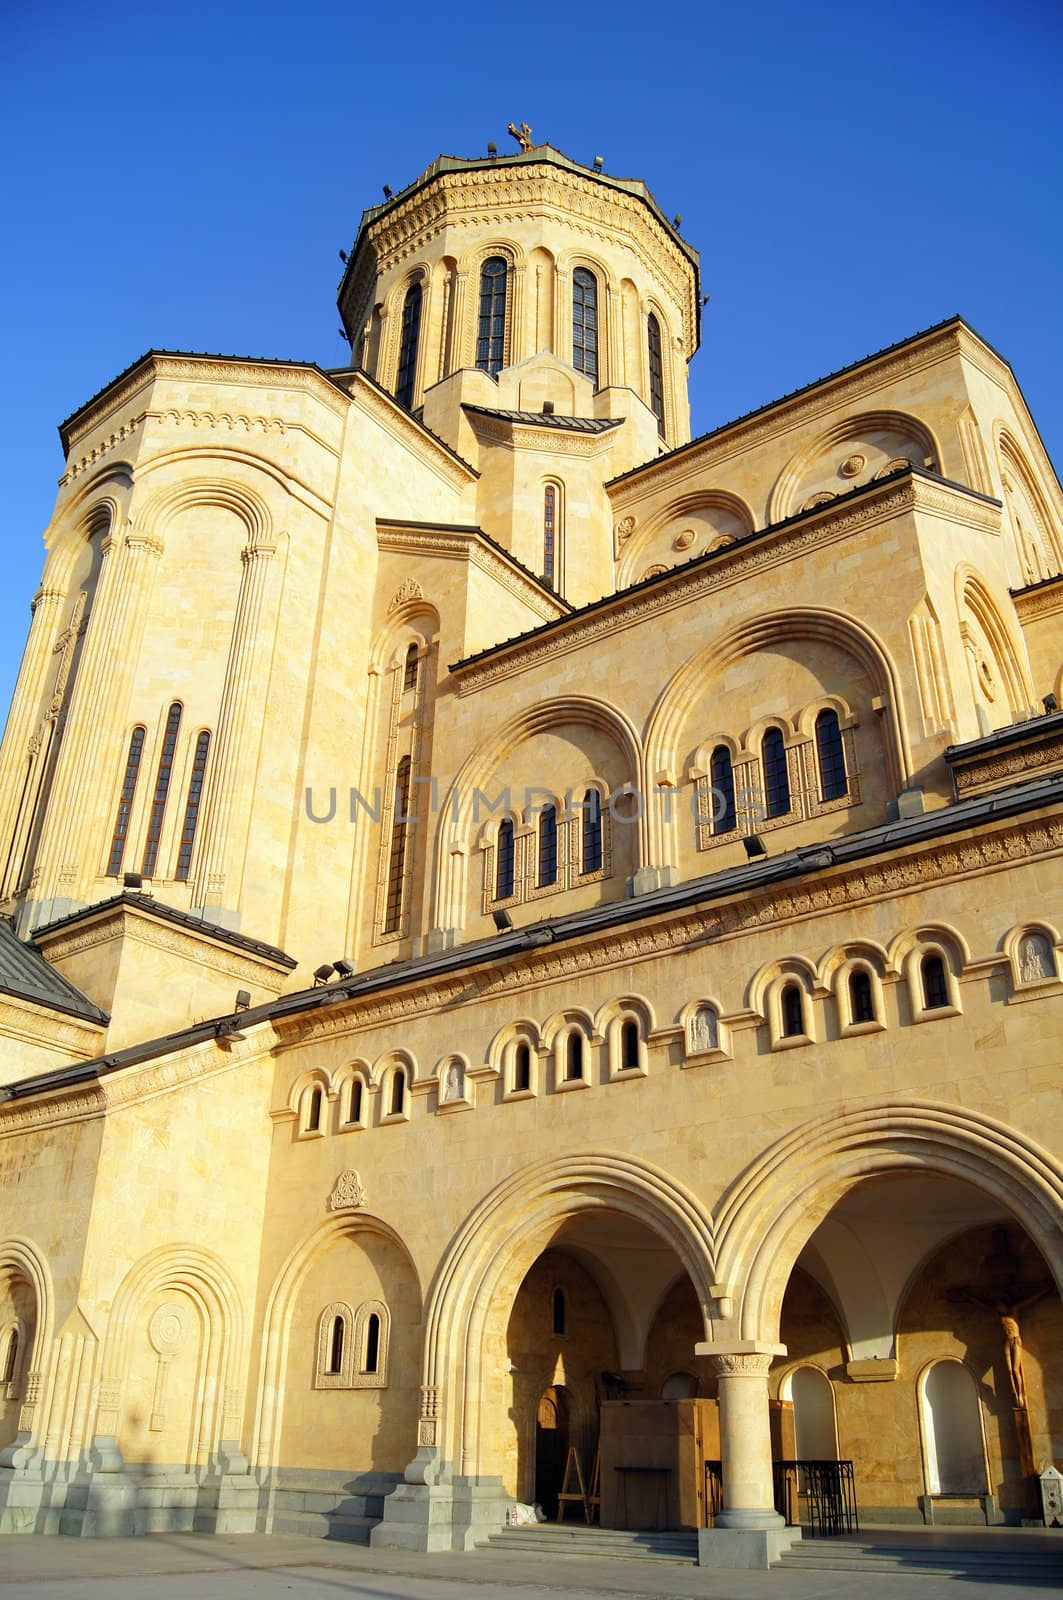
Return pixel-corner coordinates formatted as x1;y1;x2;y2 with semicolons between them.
698;1526;802;1569
370;1476;510;1552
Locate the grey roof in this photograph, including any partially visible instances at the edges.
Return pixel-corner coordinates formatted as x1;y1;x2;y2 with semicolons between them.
463;405;623;435
0;920;109;1025
32;892;298;970
945;708;1063;761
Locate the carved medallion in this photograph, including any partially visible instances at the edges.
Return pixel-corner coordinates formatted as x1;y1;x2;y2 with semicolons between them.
389;579;424;613
328;1169;367;1211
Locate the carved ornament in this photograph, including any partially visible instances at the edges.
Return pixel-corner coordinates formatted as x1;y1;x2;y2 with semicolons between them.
328;1169;367;1211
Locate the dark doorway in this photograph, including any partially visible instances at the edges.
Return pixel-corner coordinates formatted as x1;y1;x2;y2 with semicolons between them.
534;1384;570;1519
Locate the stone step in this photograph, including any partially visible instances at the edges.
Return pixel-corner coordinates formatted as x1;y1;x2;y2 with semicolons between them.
482;1527;699;1563
267;1510;376;1543
775;1542;1063;1578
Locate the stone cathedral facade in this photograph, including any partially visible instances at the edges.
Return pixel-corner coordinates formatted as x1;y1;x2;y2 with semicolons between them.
0;139;1061;1563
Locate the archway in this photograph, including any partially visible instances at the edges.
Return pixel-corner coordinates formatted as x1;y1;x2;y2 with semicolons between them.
534;1384;571;1519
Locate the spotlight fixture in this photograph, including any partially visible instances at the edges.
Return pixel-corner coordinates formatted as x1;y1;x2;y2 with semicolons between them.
333;958;356;979
487;140;498;156
593;154;604;170
313;963;335;986
673;213;683;229
215;1017;246;1044
339;248;348;263
123;871;143;890
234;989;251;1013
382;184;393;198
742;835;768;860
492;909;514;932
1044;693;1059;713
542;400;555;414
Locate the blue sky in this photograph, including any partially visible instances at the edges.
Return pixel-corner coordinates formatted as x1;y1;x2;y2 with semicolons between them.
2;1;1060;711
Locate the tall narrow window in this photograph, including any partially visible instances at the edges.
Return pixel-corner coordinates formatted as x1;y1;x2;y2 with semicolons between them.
395;281;422;409
2;1329;18;1385
647;313;665;435
849;969;875;1024
141;703;182;877
572;268;599;384
565;1032;583;1080
581;789;602;873
538;803;558;887
552;1288;566;1336
107;726;145;876
347;1078;364;1125
496;817;515;900
389;1069;406;1117
514;1041;531;1092
620;1018;640;1070
710;745;737;835
815;709;848;801
921;954;949;1010
364;1312;381;1374
476;257;508;375
175;730;210;881
307;1087;323;1133
403;644;419;691
781;983;805;1038
383;757;411;934
328;1314;345;1375
543;485;557;589
762;727;791;819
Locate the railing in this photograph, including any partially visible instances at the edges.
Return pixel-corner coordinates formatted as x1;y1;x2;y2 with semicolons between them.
773;1459;859;1537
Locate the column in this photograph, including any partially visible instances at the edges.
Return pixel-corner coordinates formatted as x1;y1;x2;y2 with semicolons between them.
0;586;63;851
695;1341;798;1569
510;265;527;364
607;285;622;390
450;272;468;370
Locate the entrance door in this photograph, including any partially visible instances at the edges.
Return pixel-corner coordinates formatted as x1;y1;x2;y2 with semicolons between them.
534;1385;570;1519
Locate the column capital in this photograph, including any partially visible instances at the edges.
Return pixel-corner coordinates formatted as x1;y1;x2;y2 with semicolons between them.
696;1341;786;1378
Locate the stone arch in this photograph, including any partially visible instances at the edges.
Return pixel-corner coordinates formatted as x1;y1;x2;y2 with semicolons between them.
770;409;941;523
250;1210;421;1468
134;471;274;552
713;1099;1063;1347
955;565;1034;721
996;427;1062;578
618;489;754;587
45;466;133;593
100;1244;245;1467
416;1151;717;1477
0;1237;53;1392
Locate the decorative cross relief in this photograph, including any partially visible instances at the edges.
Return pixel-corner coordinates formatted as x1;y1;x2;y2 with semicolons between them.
147;1303;187;1432
328;1169;367;1211
388;579;424;613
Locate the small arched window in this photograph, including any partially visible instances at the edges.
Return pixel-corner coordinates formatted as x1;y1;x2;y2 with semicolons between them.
403;644;419;691
710;745;737;835
815;709;848;801
395;281;422;409
476;257;508;375
389;1069;406;1118
921;953;949;1010
2;1329;18;1385
496;817;515;900
620;1018;640;1070
762;727;791;819
107;725;146;876
363;1312;381;1374
572;268;599;384
175;730;211;881
346;1078;364;1125
383;756;411;934
849;968;876;1024
781;982;805;1038
327;1314;345;1375
581;789;603;873
306;1086;323;1133
543;485;558;589
538;804;558;887
142;702;183;876
514;1040;532;1092
647;313;665;434
552;1287;567;1335
565;1031;584;1081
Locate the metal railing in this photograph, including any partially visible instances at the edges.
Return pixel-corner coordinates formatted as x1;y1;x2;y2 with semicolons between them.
773;1459;859;1537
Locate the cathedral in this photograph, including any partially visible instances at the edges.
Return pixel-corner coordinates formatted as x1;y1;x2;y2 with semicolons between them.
0;135;1061;1566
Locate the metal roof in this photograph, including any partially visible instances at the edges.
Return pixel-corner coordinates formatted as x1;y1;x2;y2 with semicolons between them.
0;919;109;1025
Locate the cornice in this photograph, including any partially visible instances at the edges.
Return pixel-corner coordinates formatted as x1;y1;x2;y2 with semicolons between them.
1012;576;1063;623
377;525;563;622
465;410;624;458
36;901;293;984
0;994;104;1059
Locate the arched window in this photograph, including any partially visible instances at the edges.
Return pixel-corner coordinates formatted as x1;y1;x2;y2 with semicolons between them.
781;982;805;1038
383;756;411;934
395;281;422;409
107;726;145;875
543;485;558;589
921;953;949;1010
538;803;558;887
647;313;665;435
762;727;791;819
403;644;419;691
848;968;876;1024
389;1068;406;1118
572;268;599;384
790;1367;839;1460
476;257;508;375
661;1372;697;1401
363;1312;381;1374
581;789;602;873
710;745;737;835
141;703;183;876
565;1031;584;1081
496;817;515;900
815;709;848;801
306;1086;323;1133
175;730;210;881
620;1018;640;1070
2;1329;18;1385
514;1040;532;1092
346;1078;364;1125
552;1287;567;1335
327;1314;345;1375
921;1361;987;1494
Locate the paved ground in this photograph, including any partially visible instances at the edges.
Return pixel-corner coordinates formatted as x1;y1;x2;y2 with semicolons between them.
0;1534;1061;1600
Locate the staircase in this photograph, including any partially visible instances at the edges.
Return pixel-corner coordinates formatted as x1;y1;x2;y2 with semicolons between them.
774;1538;1063;1581
481;1524;698;1564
